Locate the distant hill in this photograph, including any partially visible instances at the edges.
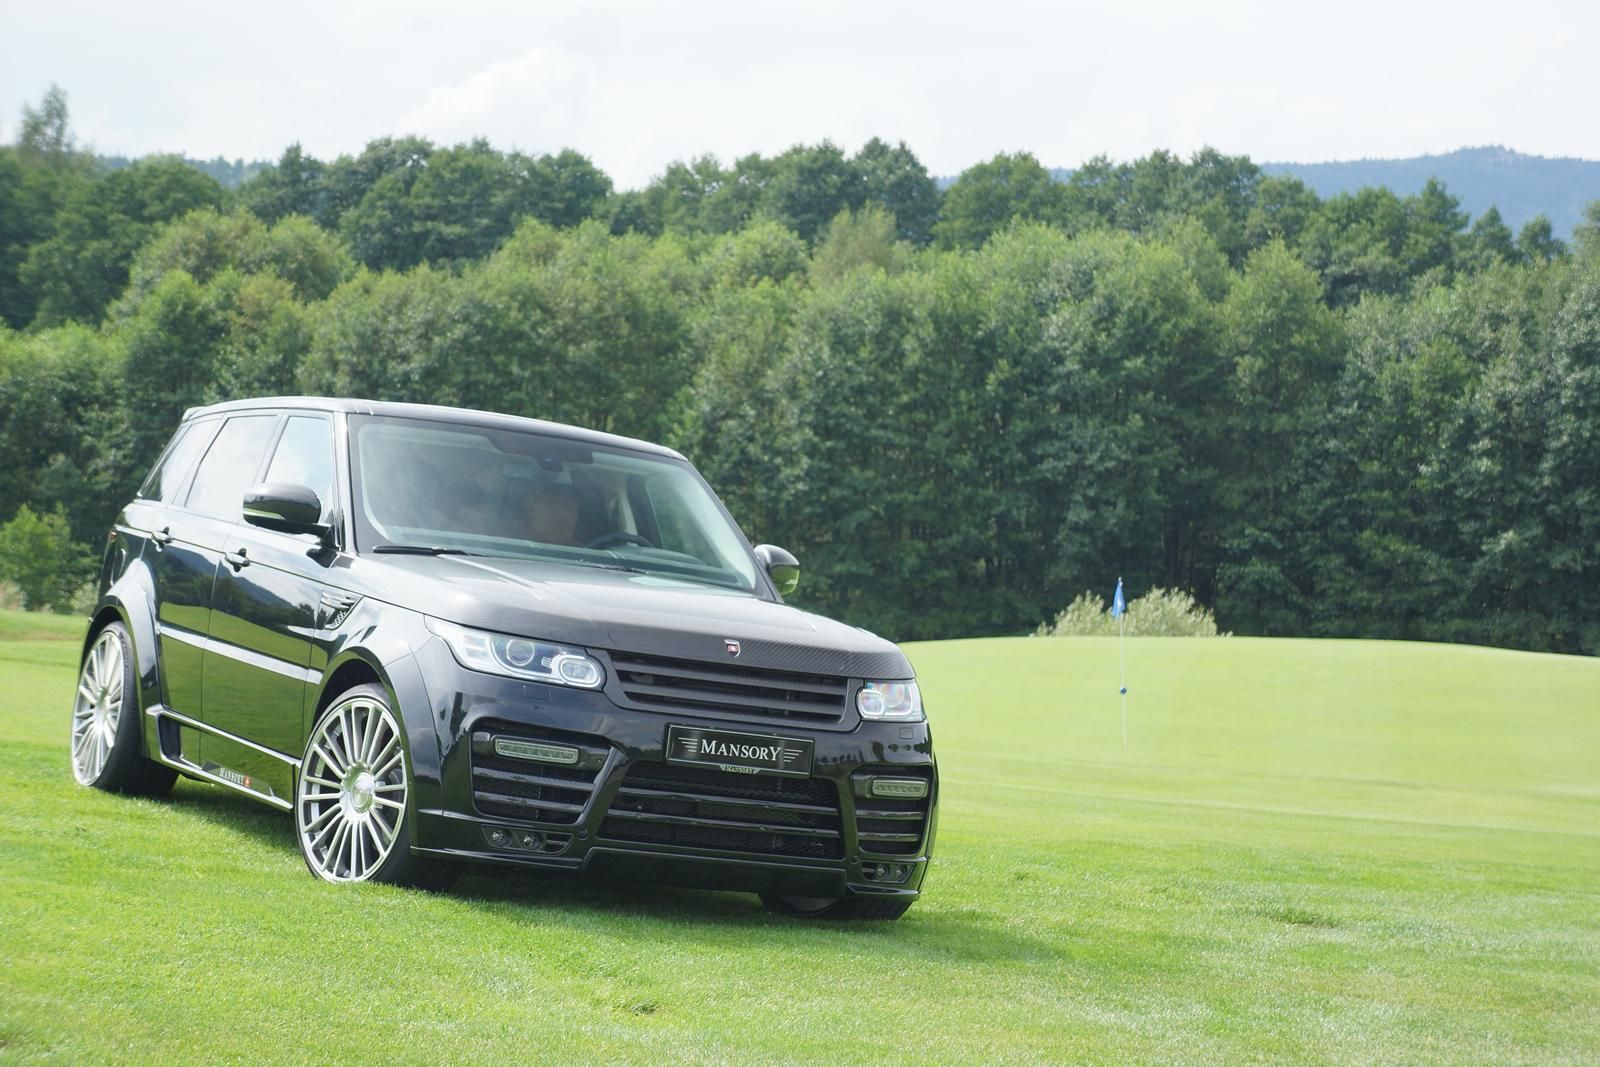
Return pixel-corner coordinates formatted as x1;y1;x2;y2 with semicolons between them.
1027;147;1599;236
1260;147;1600;236
96;153;268;189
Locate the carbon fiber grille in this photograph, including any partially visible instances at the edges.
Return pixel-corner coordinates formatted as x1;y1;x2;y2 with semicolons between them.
606;651;849;725
600;761;844;859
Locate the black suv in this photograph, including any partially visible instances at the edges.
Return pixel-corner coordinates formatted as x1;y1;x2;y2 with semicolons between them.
71;398;936;918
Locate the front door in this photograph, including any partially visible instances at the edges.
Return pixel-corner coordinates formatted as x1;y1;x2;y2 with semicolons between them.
203;413;338;803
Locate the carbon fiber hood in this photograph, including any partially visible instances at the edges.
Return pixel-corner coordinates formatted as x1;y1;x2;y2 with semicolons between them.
344;554;914;679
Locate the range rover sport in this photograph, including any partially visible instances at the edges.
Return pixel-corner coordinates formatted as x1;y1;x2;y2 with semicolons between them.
70;398;936;919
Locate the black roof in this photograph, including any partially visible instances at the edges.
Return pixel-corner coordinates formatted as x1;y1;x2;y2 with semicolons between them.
182;396;684;460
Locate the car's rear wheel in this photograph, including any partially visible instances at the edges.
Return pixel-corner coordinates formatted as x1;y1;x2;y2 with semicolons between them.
70;623;177;796
294;683;451;889
760;892;914;921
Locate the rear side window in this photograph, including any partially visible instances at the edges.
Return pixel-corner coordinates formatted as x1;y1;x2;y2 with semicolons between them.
184;415;278;519
263;415;336;519
137;420;220;504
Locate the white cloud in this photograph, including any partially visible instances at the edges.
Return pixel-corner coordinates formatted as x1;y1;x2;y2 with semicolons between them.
3;0;1596;184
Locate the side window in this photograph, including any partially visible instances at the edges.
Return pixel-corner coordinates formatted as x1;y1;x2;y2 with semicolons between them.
263;416;336;519
646;479;718;565
137;420;220;504
184;415;278;519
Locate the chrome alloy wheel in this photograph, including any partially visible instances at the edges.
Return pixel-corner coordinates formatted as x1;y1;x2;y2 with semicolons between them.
71;630;125;785
296;696;408;882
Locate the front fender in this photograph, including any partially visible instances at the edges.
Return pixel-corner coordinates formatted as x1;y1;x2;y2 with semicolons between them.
312;607;443;816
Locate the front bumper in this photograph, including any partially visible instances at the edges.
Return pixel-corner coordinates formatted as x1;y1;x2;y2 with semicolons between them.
405;640;938;899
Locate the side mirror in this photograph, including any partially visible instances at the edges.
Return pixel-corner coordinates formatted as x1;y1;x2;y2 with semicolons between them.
753;544;800;597
243;482;328;539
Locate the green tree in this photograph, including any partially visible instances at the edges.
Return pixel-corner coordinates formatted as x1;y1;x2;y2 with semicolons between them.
853;138;941;245
808;204;910;286
238;144;332;226
702;219;809;288
0;324;123;542
1242;174;1321;250
118;208;352;320
670;278;807;543
1213;241;1343;632
524;148;613;228
20;158;223;325
1;87;95;327
1297;187;1411;307
118;270;225;478
0;504;90;611
16;85;76;163
205;270;314;400
1571;201;1600;262
1514;214;1566;264
1466;206;1518;269
764;142;866;244
340;141;613;270
934;152;1066;249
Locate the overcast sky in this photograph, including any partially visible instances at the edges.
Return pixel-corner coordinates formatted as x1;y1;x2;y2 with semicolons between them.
3;0;1594;187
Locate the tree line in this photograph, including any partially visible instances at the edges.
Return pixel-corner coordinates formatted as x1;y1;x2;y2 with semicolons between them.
2;87;1597;654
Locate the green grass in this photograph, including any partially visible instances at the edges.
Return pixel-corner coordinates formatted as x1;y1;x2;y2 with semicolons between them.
2;606;1597;1063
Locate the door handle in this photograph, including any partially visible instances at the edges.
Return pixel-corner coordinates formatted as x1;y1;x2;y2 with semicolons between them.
224;548;250;570
151;526;173;546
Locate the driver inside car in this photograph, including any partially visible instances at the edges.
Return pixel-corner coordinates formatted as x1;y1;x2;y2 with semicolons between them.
519;479;583;546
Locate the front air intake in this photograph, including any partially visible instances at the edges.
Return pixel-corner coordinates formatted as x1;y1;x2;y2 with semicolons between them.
469;724;610;824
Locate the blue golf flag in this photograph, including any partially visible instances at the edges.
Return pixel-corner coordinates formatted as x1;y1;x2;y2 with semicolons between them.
1111;578;1125;618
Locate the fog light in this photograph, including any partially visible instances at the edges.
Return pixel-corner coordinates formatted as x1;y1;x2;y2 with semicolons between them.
485;827;512;848
868;777;928;800
517;831;544;851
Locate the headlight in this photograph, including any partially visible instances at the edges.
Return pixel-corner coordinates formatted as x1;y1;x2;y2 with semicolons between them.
425;617;604;689
857;680;923;721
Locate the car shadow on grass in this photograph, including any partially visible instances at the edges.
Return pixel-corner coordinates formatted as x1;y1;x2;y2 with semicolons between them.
167;778;293;844
167;781;1054;964
448;865;1059;965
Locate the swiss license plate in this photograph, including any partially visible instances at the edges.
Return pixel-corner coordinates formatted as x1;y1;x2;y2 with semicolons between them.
665;725;814;778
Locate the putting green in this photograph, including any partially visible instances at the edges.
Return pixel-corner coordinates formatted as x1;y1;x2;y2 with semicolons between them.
1;613;1595;1063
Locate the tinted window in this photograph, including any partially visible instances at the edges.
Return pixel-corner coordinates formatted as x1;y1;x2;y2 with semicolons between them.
137;420;220;504
184;415;278;519
348;415;758;591
263;416;335;519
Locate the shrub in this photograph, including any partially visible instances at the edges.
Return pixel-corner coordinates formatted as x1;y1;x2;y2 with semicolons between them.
0;504;92;612
1035;587;1228;637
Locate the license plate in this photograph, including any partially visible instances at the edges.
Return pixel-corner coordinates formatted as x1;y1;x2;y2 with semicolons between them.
665;725;814;778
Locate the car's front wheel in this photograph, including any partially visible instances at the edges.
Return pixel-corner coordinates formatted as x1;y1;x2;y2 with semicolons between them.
70;622;177;796
294;683;452;888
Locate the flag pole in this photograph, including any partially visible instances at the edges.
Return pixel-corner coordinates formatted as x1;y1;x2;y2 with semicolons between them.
1119;611;1127;749
1113;576;1128;749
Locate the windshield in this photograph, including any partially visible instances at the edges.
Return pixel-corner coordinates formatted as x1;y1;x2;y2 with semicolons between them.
348;414;758;592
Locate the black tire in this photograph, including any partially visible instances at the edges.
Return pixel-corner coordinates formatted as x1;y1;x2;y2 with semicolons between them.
294;682;455;890
70;622;178;797
760;892;914;921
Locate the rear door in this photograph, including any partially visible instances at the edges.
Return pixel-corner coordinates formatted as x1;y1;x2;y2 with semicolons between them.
203;413;339;802
130;417;223;726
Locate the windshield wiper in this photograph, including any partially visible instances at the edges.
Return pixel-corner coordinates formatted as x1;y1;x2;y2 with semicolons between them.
567;559;647;575
371;544;479;556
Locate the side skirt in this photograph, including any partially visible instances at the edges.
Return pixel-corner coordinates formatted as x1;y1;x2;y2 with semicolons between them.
146;704;296;812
